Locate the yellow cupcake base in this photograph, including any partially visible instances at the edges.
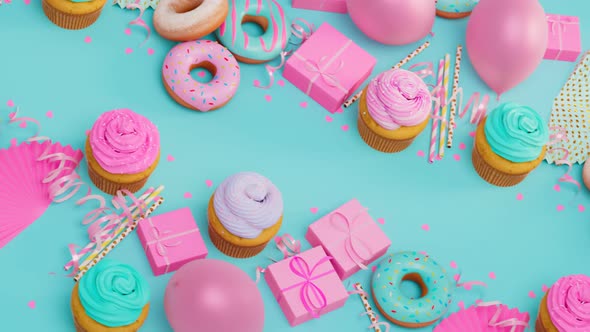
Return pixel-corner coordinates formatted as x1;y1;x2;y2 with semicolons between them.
42;0;104;30
535;292;558;332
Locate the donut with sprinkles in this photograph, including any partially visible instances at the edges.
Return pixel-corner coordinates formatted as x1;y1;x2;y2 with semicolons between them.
371;251;454;328
162;40;240;112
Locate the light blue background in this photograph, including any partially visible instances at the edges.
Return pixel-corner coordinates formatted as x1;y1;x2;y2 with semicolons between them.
0;0;589;331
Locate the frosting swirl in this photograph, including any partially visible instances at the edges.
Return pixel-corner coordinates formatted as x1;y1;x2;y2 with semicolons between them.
547;274;590;331
366;69;432;130
213;172;283;238
484;102;548;162
89;109;160;174
78;259;150;327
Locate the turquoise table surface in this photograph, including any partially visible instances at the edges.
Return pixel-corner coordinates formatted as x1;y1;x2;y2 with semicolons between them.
1;1;589;331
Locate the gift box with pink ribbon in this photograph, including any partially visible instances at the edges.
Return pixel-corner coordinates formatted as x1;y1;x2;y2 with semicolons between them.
292;0;347;14
265;246;349;327
544;14;582;62
305;199;391;280
137;207;208;276
283;23;376;113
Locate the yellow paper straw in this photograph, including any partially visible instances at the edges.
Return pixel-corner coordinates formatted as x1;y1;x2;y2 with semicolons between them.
438;54;451;159
74;197;164;282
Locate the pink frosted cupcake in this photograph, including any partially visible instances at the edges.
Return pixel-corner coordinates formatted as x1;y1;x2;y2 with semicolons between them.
536;274;590;331
86;109;161;195
357;68;432;153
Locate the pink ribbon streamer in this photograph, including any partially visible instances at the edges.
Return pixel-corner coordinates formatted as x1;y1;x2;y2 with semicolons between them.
8;107;50;142
459;92;490;126
329;210;373;270
280;256;334;318
273;234;301;260
547;16;578;60
477;301;529;332
360;311;391;332
408;62;435;80
547;126;581;191
455;273;487;290
126;0;151;46
255;18;315;89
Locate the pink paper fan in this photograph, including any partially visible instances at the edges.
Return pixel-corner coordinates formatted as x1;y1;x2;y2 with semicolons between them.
0;141;83;248
434;303;530;332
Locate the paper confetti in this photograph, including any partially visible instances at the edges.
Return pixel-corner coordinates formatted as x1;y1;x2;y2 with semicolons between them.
113;0;158;10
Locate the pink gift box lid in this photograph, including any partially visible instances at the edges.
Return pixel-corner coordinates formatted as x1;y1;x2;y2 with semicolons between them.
284;23;376;112
306;199;391;278
265;246;349;326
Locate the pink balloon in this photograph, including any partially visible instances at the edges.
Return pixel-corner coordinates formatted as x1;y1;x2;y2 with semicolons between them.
347;0;435;45
466;0;548;97
164;259;265;332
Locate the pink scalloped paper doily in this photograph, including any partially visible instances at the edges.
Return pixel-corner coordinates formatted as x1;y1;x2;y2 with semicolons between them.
434;303;530;332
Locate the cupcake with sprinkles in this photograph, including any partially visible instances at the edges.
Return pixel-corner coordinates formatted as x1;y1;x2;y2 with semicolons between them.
536;274;590;332
357;68;432;153
71;259;150;332
472;102;548;187
86;109;160;195
207;172;283;258
372;251;455;328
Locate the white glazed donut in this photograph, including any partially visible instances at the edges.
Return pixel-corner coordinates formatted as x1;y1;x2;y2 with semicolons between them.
154;0;228;42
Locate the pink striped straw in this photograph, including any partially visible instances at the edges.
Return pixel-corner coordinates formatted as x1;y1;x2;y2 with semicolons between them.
429;58;445;163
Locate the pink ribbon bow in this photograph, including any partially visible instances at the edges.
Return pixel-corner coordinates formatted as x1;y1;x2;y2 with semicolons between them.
303;55;346;94
547;15;578;60
329;210;374;270
144;217;198;274
280;256;335;318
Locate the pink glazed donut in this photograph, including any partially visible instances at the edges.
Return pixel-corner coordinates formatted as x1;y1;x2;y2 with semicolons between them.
162;40;240;112
583;158;590;190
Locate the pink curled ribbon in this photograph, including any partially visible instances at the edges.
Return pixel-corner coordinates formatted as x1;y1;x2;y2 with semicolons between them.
126;0;151;46
273;234;301;260
280;256;334;318
477;301;529;332
408;62;435;80
8;107;50;142
546;126;581;192
330;210;373;270
547;15;579;60
255;18;315;89
455;273;487;290
360;311;391;332
459;92;490;126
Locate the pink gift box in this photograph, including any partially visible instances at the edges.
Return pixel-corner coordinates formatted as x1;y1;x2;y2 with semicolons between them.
283;23;376;113
292;0;347;14
305;199;391;280
137;207;208;276
544;14;581;62
265;246;349;326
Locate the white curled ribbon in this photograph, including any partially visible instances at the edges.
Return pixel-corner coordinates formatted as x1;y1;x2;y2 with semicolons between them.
477;301;530;332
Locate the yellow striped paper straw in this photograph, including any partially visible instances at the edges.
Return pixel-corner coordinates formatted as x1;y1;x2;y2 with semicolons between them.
438;54;451;159
79;185;164;266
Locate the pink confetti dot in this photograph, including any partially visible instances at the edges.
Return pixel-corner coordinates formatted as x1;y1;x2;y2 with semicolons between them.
528;291;536;299
450;261;458;269
553;184;561;192
7;100;14;107
124;28;131;35
516;193;524;201
166;154;174;162
578;204;585;212
469;131;476;137
205;179;213;187
371;266;377;272
125;48;133;54
277;79;285;87
418;251;428;256
334;107;344;114
463;284;473;291
417;150;425;157
489;272;496;279
183;192;192;199
325;115;333;122
299;101;308;108
24;0;30;4
46;110;53;118
453;274;461;282
264;95;272;102
453;154;461;161
557;204;565;212
341;125;349;131
542;284;549;292
27;301;35;309
377;218;385;225
458;142;466;150
147;48;155;55
457;301;465;310
19;121;27;128
9;138;17;146
8;112;15;120
310;207;318;214
475;299;483;305
421;224;430;231
253;79;261;87
84;36;92;43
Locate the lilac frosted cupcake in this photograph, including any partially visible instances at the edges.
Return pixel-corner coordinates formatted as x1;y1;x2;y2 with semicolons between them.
357;68;432;153
207;172;284;258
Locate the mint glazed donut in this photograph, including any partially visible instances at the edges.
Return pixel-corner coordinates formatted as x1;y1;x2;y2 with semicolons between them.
215;0;290;64
372;251;454;328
